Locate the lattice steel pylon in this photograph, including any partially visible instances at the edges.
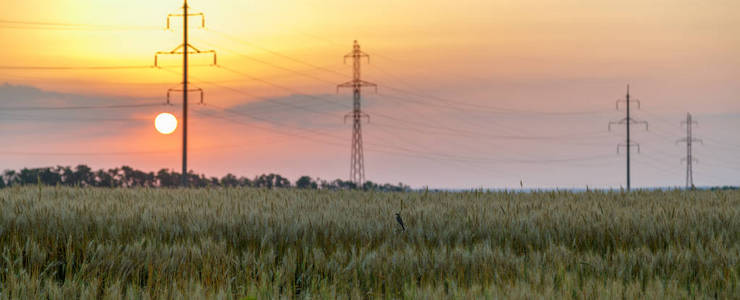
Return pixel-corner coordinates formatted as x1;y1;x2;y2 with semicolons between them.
609;85;648;191
154;0;216;187
677;113;702;189
337;41;377;187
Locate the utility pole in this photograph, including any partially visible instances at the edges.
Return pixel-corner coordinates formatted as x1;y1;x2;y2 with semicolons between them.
609;85;648;191
154;0;216;187
677;113;702;189
337;41;377;187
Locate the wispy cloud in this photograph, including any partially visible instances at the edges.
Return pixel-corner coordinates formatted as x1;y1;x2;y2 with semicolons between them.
0;83;163;137
224;93;371;129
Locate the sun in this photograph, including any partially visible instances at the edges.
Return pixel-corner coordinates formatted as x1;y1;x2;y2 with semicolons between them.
154;113;178;135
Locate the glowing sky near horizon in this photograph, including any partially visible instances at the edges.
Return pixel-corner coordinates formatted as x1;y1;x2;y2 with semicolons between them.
0;0;739;188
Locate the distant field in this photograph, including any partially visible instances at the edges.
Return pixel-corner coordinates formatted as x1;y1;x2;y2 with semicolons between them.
0;187;738;299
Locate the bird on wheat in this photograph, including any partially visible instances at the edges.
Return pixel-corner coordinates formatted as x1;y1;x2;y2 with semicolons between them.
395;212;406;232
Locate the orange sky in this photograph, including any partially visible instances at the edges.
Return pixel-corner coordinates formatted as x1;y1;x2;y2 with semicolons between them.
1;0;739;188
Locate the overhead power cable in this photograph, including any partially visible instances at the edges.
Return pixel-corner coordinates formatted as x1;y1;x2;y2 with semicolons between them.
206;28;346;79
207;41;608;140
213;66;610;142
0;150;172;156
0;65;156;70
197;102;618;166
0;19;161;31
0;103;163;111
206;30;610;117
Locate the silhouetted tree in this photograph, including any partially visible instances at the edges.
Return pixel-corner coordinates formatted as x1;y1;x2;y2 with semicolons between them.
156;169;179;187
0;165;410;191
2;170;17;186
238;176;252;187
296;176;317;189
221;173;239;187
94;169;114;187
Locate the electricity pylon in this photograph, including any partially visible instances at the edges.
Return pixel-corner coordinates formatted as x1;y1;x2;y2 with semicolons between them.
677;113;702;189
154;0;216;187
609;85;648;191
337;41;377;187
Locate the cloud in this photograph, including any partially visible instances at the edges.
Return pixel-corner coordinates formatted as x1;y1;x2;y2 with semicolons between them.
0;83;163;137
0;83;157;106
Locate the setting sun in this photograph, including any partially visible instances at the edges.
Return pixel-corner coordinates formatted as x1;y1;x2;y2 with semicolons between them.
154;112;177;135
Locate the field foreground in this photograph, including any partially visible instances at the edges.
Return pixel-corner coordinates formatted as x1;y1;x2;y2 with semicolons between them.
0;187;738;299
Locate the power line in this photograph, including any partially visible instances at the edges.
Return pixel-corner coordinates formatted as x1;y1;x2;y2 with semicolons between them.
0;150;172;156
207;30;611;117
367;65;610;117
199;36;615;145
202;36;621;166
0;115;147;122
0;19;161;31
215;65;610;142
206;64;613;167
190;106;507;180
0;103;163;111
197;101;619;167
207;28;347;79
0;65;156;70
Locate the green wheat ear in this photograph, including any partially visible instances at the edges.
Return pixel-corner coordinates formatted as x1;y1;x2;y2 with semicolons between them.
240;297;257;300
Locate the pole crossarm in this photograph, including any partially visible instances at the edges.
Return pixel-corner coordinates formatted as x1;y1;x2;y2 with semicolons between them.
344;112;370;123
675;137;703;144
154;44;217;67
167;12;205;29
167;87;204;105
608;117;648;131
343;51;370;63
617;143;641;153
337;80;378;93
681;157;699;163
616;98;640;110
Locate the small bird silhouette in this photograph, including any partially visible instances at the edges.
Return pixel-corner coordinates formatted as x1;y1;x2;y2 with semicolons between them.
395;212;406;232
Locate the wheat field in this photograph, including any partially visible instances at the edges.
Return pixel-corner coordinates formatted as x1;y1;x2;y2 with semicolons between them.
0;186;738;299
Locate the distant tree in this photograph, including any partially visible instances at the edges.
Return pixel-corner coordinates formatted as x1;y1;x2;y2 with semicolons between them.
106;167;122;187
274;174;291;188
0;164;412;191
296;176;317;189
256;174;275;188
37;167;62;186
363;181;378;190
2;170;17;186
74;164;94;186
238;176;252;187
156;169;178;187
94;169;114;187
325;179;356;190
221;173;239;187
17;168;38;185
253;173;292;189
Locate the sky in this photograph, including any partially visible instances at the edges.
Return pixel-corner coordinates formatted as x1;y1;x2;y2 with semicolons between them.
0;0;739;189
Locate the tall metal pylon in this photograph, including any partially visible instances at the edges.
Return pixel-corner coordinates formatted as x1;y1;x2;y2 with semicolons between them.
337;41;377;187
677;113;702;189
154;0;216;187
609;85;648;191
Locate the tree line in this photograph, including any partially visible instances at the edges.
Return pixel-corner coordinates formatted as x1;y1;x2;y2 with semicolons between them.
0;164;409;191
